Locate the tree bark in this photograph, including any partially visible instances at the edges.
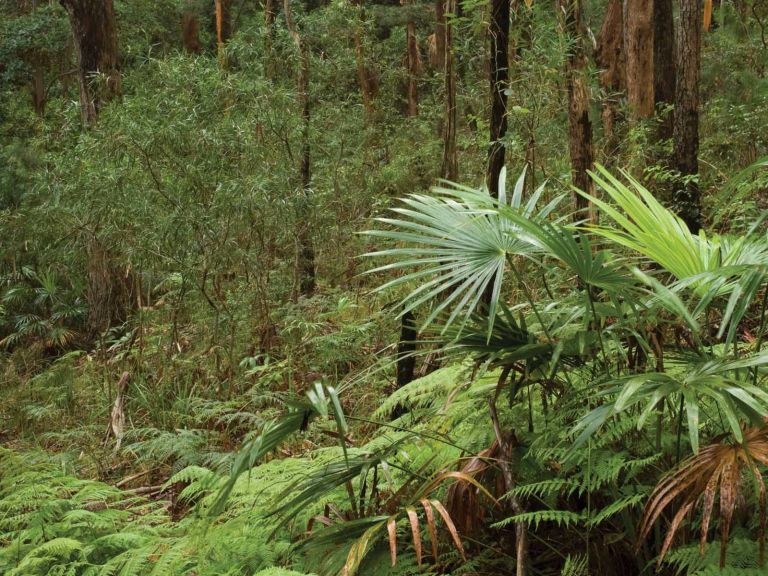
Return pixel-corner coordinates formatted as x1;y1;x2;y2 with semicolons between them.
486;0;510;198
405;19;420;117
31;66;45;116
435;0;446;71
560;0;595;217
673;0;703;233
654;0;676;140
354;28;375;120
623;0;654;119
215;0;231;65
264;0;276;79
284;0;316;296
59;0;120;127
396;310;417;388
595;0;624;148
182;11;201;54
440;0;458;181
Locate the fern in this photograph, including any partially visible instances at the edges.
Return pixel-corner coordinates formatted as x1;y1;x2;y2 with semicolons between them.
490;510;585;530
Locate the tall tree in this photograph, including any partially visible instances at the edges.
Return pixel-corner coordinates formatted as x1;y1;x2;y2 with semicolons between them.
673;0;703;233
560;0;595;217
264;0;276;79
623;0;654;119
486;0;510;198
215;0;231;65
440;0;458;180
595;0;625;148
284;0;316;296
59;0;120;127
182;11;202;54
434;0;446;70
654;0;676;140
405;19;420;117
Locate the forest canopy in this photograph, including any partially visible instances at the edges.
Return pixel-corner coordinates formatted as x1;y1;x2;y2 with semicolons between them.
2;0;768;575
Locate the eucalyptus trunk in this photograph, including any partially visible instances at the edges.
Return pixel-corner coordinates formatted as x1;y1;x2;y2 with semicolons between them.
486;0;510;198
59;0;120;127
405;19;420;117
440;0;458;180
595;0;624;150
654;0;676;140
560;0;595;218
623;0;654;119
673;0;703;233
284;0;316;296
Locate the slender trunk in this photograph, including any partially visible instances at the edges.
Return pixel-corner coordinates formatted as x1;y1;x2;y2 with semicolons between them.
31;66;45;116
486;0;510;198
264;0;276;79
59;0;120;127
673;0;703;234
182;11;201;53
595;0;624;152
215;0;231;65
284;0;316;296
654;0;676;140
440;0;458;181
406;19;420;117
435;0;446;71
354;28;375;120
560;0;595;217
396;310;417;388
623;0;654;119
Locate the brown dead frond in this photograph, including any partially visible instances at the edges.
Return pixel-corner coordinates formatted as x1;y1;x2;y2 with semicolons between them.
446;440;504;534
638;426;768;568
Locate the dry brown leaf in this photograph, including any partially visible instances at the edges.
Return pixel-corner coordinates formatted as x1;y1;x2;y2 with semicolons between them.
421;499;439;561
387;516;397;567
431;499;466;559
406;507;422;565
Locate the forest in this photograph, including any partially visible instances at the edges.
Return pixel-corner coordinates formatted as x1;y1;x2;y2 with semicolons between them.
2;0;768;574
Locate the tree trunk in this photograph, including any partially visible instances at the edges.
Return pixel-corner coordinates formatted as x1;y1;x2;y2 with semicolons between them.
354;29;375;120
284;0;316;296
59;0;120;127
654;0;676;140
396;310;417;388
215;0;231;65
182;11;201;53
623;0;654;119
673;0;703;234
30;66;45;116
440;0;458;181
595;0;624;149
435;0;446;71
486;0;510;198
406;19;420;117
264;0;276;79
560;0;595;218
